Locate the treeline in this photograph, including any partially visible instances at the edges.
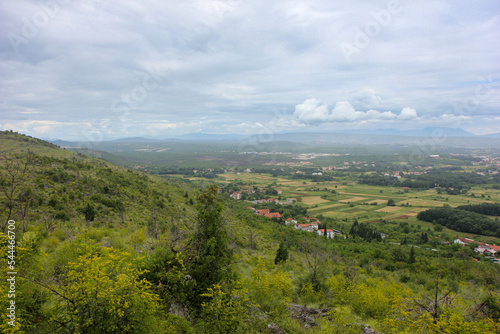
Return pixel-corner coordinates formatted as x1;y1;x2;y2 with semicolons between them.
349;220;382;242
154;166;225;178
359;171;492;190
417;207;500;237
456;202;500;216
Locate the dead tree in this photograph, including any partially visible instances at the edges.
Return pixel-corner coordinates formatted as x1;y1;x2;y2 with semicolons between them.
0;151;34;232
301;238;325;289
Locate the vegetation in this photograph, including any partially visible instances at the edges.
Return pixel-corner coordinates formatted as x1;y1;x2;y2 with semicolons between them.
417;207;500;237
457;202;500;216
1;131;499;333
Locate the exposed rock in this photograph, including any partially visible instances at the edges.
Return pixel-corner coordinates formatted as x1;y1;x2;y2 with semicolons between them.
288;303;331;317
287;304;332;328
292;314;317;326
362;325;379;334
267;322;287;334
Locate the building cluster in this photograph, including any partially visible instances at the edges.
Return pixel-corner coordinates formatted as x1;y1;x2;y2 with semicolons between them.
229;187;293;203
471;155;500;168
245;208;343;239
454;237;500;258
247;207;282;219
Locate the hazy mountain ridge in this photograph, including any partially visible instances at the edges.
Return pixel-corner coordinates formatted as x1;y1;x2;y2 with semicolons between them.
47;127;499;149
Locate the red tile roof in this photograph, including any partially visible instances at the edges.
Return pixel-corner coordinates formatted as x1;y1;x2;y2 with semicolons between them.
265;212;282;218
491;245;500;252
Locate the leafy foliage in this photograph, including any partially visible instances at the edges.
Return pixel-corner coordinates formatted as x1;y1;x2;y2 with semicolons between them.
1;132;500;333
189;185;235;309
457;202;500;216
274;241;289;265
417;207;500;236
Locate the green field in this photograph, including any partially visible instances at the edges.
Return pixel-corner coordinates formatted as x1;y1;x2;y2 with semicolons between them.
170;170;500;244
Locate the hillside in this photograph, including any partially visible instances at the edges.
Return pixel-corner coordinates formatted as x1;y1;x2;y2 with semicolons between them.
1;131;499;333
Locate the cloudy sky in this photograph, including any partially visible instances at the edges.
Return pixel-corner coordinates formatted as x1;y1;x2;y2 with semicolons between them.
1;0;499;140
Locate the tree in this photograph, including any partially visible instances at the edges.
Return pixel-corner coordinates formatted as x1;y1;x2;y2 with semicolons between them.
31;248;159;333
387;199;396;206
190;185;234;308
409;246;416;264
0;152;34;232
274;241;289;265
301;239;325;290
83;203;96;222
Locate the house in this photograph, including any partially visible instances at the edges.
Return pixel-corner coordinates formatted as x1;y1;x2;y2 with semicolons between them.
285;218;297;225
317;229;335;239
475;244;492;254
265;212;282;219
295;223;314;232
309;221;320;230
454;237;475;245
230;192;241;200
255;209;271;216
453;237;500;255
286;198;296;204
247;207;255;211
277;190;283;195
475;244;500;255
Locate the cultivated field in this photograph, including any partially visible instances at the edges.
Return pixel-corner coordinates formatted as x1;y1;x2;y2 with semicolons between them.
169;169;500;244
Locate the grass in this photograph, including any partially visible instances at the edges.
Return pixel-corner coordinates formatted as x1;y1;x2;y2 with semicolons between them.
339;197;368;203
301;196;331;205
166;171;500;244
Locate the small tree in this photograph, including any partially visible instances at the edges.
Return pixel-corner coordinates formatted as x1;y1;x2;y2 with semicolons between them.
409;246;416;264
83;203;96;222
274;241;289;265
387;199;396;206
190;185;234;309
434;224;443;232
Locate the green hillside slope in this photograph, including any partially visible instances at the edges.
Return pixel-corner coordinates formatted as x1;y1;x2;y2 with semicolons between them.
1;131;499;333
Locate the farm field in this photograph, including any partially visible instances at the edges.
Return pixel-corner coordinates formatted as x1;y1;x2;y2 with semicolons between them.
173;171;500;241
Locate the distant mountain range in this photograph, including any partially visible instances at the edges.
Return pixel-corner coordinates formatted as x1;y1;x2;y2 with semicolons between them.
46;127;499;148
332;127;476;137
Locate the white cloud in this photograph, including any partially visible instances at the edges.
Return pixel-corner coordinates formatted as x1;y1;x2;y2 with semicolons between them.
347;89;383;110
397;107;419;120
293;99;416;124
293;99;330;124
0;0;498;138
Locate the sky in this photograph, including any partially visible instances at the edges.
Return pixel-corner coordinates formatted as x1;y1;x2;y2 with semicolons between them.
1;0;499;141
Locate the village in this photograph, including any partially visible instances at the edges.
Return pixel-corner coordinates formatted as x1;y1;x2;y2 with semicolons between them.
228;188;345;239
228;186;500;262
